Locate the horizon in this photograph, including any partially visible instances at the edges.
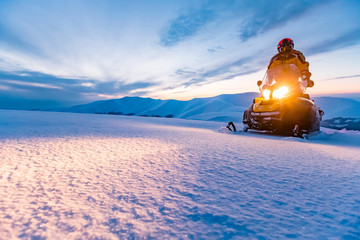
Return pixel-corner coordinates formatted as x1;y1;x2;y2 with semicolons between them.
1;0;360;109
2;90;360;111
6;91;360;111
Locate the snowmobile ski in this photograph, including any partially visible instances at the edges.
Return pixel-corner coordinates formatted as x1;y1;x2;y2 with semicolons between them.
226;121;237;132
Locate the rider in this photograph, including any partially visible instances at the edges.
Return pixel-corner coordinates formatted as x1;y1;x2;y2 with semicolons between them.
268;38;314;87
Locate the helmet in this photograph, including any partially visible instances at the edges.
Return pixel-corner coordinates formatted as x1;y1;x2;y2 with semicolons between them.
277;38;294;53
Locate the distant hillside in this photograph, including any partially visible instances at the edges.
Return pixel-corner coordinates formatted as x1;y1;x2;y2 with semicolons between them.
312;97;360;119
52;92;360;124
56;93;260;123
321;117;360;131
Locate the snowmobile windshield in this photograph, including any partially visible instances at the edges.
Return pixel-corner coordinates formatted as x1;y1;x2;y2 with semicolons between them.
260;64;307;100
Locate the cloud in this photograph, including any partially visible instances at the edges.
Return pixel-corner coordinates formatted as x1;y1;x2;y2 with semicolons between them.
78;82;95;88
0;71;81;87
207;46;224;53
3;80;62;89
237;0;332;41
160;9;216;46
305;28;360;55
321;74;360;81
0;70;159;108
175;55;261;89
0;85;10;90
182;78;204;87
0;71;88;108
0;71;157;94
94;81;157;95
160;0;333;46
0;0;177;82
175;68;197;76
201;56;258;80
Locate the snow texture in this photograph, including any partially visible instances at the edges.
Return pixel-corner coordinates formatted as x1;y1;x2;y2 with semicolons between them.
1;110;360;239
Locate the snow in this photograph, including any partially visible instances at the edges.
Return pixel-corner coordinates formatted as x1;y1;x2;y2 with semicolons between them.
1;110;360;239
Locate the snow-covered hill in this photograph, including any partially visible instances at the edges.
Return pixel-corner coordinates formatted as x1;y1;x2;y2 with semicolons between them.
55;93;260;123
52;93;360;123
1;110;360;239
312;96;360;119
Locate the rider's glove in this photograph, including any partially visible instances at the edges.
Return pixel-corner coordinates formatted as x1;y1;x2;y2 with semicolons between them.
301;70;313;87
307;79;314;88
301;70;311;80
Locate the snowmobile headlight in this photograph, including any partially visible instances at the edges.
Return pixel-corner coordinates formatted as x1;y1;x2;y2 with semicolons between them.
272;87;289;99
263;89;271;100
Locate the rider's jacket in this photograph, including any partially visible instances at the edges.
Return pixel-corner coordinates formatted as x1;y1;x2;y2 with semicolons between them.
267;50;311;78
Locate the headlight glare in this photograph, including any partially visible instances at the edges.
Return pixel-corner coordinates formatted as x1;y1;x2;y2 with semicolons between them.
272;87;289;99
263;89;271;100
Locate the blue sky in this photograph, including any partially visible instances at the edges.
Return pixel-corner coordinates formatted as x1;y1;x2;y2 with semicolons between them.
0;0;360;109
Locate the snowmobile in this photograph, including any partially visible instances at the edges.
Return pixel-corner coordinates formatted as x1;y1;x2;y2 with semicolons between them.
227;63;324;138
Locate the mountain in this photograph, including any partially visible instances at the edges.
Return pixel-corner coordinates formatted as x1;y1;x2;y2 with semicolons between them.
55;92;260;122
311;96;360;119
53;92;360;123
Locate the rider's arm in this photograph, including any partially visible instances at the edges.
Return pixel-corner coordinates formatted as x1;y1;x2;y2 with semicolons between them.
293;50;311;79
293;50;314;87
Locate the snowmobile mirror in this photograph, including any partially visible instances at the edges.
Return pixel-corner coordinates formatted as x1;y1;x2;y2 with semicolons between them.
257;80;262;86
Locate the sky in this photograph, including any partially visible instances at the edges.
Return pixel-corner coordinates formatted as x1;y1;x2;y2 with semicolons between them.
0;0;360;109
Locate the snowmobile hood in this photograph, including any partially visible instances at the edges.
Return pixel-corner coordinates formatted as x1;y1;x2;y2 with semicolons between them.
253;95;314;113
253;98;282;112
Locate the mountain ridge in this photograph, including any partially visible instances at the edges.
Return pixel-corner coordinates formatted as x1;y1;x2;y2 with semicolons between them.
50;92;360;122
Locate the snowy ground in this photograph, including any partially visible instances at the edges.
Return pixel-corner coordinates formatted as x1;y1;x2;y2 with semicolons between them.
1;110;360;239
